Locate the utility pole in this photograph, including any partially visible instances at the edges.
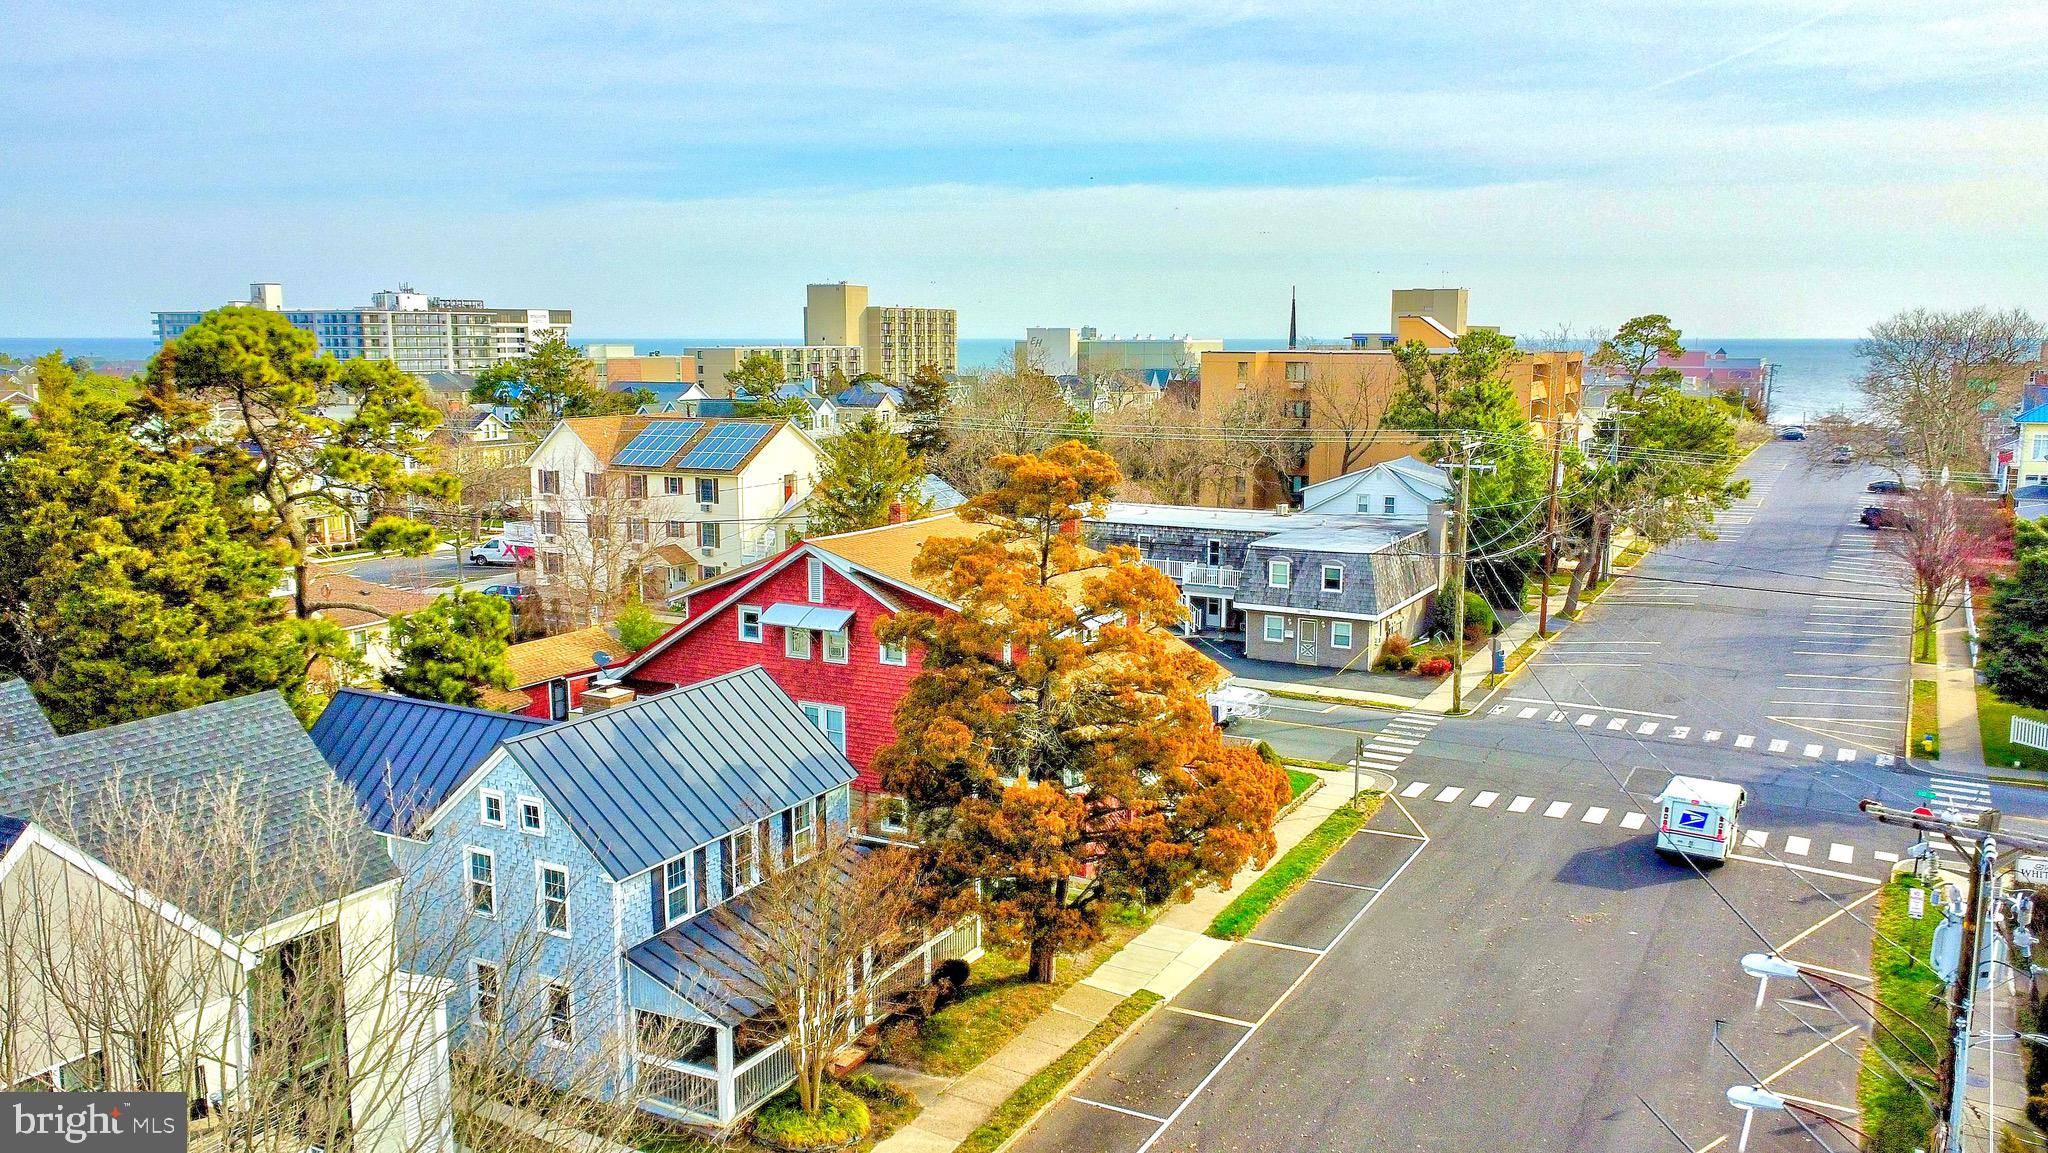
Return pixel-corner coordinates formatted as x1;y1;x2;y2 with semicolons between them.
1443;442;1494;716
1354;736;1365;801
1539;416;1563;638
1858;799;2048;1153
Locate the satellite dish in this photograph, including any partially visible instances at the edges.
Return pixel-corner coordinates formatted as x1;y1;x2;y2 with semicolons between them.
592;650;612;669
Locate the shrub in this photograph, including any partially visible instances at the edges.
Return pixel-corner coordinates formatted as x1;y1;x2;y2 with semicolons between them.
1374;633;1417;672
841;1072;916;1109
752;1084;871;1151
1416;656;1454;678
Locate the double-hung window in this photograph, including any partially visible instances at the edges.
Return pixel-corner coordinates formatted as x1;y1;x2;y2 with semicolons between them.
879;638;907;666
537;863;569;936
696;478;719;504
663;857;690;924
626;474;647;499
800;703;846;752
1263;615;1286;644
791;798;818;861
479;790;504;827
785;627;812;660
1331;621;1354;649
738;606;762;642
728;826;759;893
545;982;573;1045
691;845;711;910
1268;558;1291;588
537;469;560;495
698;521;720;548
663;476;685;496
473;961;500;1025
1383;496;1397;515
1322;564;1343;593
467;849;495;915
823;629;848;663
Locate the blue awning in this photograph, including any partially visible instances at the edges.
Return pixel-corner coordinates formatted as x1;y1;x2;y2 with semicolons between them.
759;603;854;631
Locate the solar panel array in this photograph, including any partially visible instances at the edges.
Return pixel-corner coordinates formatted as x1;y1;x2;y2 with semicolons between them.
676;422;773;471
613;419;704;468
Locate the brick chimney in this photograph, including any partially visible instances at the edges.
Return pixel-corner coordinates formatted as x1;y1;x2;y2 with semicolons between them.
887;500;906;524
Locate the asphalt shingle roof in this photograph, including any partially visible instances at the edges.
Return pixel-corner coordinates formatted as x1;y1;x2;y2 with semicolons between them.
310;689;553;837
0;692;394;933
0;679;57;748
496;667;857;879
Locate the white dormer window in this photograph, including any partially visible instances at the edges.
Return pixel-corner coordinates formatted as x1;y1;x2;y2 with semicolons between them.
1322;564;1343;593
807;557;825;603
518;797;544;836
480;789;504;827
1268;558;1291;588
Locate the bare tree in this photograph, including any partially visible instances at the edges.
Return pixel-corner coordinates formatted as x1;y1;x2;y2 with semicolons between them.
1305;361;1401;478
734;847;920;1116
1215;389;1309;508
933;348;1079;495
1879;482;2000;662
1097;397;1235;505
537;475;663;628
1854;307;2044;484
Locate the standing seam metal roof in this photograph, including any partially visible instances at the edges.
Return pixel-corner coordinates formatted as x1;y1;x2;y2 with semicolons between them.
495;667;856;879
308;689;554;836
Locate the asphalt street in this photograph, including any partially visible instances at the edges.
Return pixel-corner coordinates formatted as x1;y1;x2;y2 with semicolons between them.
1010;440;2021;1152
324;543;508;593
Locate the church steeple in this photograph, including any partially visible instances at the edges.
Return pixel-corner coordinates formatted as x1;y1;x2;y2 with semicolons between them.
1288;286;1298;350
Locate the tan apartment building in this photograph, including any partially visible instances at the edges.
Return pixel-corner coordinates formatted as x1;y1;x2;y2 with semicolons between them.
689;344;866;397
581;344;698;389
806;282;958;381
1196;345;1580;507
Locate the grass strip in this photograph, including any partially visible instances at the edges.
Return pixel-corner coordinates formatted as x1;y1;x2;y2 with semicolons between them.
1909;679;1939;759
1859;875;1944;1153
1285;768;1318;800
1978;682;2048;773
954;991;1161;1153
1207;792;1385;941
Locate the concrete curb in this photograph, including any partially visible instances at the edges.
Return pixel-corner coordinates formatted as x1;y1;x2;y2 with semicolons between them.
986;995;1167;1153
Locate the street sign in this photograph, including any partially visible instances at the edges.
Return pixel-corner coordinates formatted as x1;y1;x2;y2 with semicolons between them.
1909;888;1926;920
2014;856;2048;887
1916;790;1938;800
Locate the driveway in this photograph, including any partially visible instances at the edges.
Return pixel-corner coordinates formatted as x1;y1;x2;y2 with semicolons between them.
1192;635;1430;703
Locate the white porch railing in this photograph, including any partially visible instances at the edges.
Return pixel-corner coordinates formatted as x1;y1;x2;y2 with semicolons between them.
638;1055;718;1121
1146;558;1240;591
734;1042;796;1116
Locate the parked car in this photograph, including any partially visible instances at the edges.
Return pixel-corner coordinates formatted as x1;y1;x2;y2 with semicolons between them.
1778;426;1806;441
1867;479;1911;494
481;583;530;602
1828;444;1855;464
467;537;532;566
1861;505;1911;530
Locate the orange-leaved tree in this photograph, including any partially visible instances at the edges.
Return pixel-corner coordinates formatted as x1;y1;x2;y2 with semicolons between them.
874;441;1291;983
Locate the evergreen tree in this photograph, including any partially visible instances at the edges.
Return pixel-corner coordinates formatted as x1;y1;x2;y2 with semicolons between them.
725;352;810;421
384;590;514;707
0;358;340;733
900;364;952;458
1983;549;2048;710
1590;314;1685;398
805;416;932;536
469;330;641;422
613;602;667;653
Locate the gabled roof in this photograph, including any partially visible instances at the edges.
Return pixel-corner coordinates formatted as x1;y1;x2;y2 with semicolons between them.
1300;454;1451;510
834;383;903;409
555;414;793;473
2017;402;2048;427
919;474;966;511
502;624;641;689
0;692;393;932
309;689;553;837
0;679;57;748
489;667;857;879
305;568;434;629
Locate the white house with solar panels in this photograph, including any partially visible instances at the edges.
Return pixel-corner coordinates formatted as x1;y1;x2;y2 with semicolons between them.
524;415;822;620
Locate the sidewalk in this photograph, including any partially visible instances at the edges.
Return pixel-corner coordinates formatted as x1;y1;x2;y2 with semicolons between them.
1927;619;1989;774
871;765;1395;1153
1957;950;2034;1152
1418;609;1548;714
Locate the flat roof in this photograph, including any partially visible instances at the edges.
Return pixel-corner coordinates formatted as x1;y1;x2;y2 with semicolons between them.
1092;503;1424;553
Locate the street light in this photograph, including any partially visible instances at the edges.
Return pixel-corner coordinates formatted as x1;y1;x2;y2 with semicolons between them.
1726;1084;1868;1151
1740;952;1801;1010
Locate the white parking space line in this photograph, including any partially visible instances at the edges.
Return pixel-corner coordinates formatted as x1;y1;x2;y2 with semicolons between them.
1435;787;1464;803
1705;731;1722;742
1399;781;1429;798
1829;844;1855;864
1769;739;1789;753
1742;829;1767;848
1735;735;1755;748
1803;744;1824;758
1785;672;1898;681
1875;851;1899;863
1471;791;1499;808
1544;801;1572;819
1620;812;1646;830
1581;807;1609;824
1784;836;1811;856
1836;749;1857;762
1671;726;1691;739
1509;796;1535;813
1074;1097;1172;1124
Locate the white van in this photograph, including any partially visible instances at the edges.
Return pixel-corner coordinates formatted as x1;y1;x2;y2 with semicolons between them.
1654;776;1746;865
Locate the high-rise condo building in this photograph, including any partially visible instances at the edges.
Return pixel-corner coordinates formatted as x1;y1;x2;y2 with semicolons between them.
152;282;572;376
805;282;957;381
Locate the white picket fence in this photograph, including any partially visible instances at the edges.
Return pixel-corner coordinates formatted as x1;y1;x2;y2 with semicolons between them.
2012;716;2048;753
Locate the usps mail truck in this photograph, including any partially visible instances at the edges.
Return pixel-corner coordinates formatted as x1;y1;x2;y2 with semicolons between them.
1654;776;1746;865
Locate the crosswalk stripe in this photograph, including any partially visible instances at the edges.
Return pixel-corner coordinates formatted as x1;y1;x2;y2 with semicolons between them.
1358;750;1406;764
1397;714;1438;727
1637;721;1660;736
1435;787;1464;803
1518;706;1540;719
1620;812;1646;830
1581;807;1609;824
1836;749;1856;762
1509;796;1535;813
1577;713;1597;726
1785;836;1811;856
1735;735;1755;748
1471;791;1499;808
1803;743;1823;758
1544;801;1571;819
1549;710;1568;722
1769;739;1789;753
1705;730;1722;742
1742;830;1767;848
1399;781;1429;798
1670;726;1690;739
1829;844;1855;864
1374;735;1422;748
1607;718;1628;731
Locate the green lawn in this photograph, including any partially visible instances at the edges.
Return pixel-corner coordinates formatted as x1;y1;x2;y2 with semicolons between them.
1207;793;1385;940
1910;680;1938;759
871;909;1148;1076
1859;876;1945;1153
1285;768;1318;800
1978;683;2048;773
954;991;1161;1153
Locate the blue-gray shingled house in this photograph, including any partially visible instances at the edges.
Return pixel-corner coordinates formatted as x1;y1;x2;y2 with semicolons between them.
310;667;978;1129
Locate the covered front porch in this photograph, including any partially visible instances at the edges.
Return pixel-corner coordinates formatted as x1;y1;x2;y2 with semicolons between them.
626;915;982;1129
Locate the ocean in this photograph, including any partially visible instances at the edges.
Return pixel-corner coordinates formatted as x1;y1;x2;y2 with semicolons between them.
0;334;1867;423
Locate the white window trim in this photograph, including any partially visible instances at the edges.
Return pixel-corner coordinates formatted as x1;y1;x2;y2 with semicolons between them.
470;958;501;1024
466;846;496;919
662;856;691;925
879;637;908;666
536;860;571;939
1263;614;1286;643
1268;558;1290;588
517;796;545;836
824;628;849;664
479;789;505;828
878;795;909;834
1322;564;1343;593
1331;621;1353;650
799;702;846;753
807;557;825;604
544;980;574;1048
785;627;812;660
738;605;762;643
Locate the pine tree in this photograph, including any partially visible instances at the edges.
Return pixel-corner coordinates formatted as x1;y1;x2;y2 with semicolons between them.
1983;549;2048;709
384;590;514;707
804;416;932;536
0;358;339;732
900;364;952;458
725;352;810;421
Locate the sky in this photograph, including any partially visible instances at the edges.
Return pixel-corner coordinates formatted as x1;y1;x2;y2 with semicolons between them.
2;0;2044;339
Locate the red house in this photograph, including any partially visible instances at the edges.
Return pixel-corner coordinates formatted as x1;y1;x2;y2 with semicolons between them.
621;513;978;803
485;623;649;720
